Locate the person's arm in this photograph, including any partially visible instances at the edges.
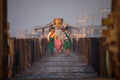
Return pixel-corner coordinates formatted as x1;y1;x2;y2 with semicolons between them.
47;32;51;40
61;32;64;44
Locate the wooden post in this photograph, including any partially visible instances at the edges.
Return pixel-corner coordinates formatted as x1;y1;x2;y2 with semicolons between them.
99;38;107;77
0;0;8;79
111;0;120;79
8;38;15;78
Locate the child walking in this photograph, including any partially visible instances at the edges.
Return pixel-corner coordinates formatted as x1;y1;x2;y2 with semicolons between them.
54;35;62;54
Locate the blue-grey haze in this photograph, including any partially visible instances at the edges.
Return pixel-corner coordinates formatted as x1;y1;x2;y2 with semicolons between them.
7;0;111;37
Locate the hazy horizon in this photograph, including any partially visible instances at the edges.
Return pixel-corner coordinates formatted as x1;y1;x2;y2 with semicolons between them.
8;0;111;37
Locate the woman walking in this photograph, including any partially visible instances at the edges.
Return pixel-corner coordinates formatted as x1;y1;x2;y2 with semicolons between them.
62;27;71;56
47;27;56;54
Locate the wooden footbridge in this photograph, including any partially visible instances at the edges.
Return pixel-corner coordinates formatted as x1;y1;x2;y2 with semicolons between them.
7;37;114;80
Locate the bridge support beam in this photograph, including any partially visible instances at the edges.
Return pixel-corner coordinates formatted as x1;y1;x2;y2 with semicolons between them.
0;0;9;79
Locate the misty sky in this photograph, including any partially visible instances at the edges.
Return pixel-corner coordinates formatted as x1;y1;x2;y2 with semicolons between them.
7;0;111;37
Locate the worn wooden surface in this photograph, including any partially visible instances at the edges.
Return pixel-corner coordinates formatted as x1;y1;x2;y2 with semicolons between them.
101;0;120;79
0;0;8;79
112;0;120;80
0;0;4;79
8;51;98;79
8;51;115;80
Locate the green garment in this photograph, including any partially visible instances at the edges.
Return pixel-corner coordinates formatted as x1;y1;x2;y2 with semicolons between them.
64;40;71;49
64;32;71;49
49;38;54;54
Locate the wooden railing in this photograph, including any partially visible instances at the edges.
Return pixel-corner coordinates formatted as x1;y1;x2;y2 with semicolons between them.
72;37;108;77
8;37;110;78
8;38;42;77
